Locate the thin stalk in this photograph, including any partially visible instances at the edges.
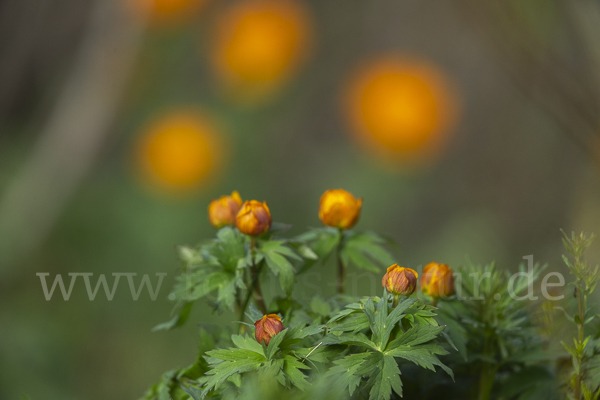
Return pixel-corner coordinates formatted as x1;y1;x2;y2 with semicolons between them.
574;248;586;400
478;332;497;400
574;280;585;400
336;229;345;294
478;363;499;400
237;237;266;334
392;294;399;308
249;237;267;314
478;294;498;400
238;263;265;333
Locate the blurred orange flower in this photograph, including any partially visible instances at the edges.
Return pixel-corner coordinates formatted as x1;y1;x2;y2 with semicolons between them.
345;56;460;164
421;262;455;298
135;110;224;193
319;189;362;230
131;0;208;25
208;191;243;228
211;0;312;101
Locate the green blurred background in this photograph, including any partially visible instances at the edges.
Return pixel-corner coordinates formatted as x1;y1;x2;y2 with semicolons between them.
2;0;600;398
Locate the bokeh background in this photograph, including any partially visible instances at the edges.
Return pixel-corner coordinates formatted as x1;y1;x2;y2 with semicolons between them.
2;0;600;398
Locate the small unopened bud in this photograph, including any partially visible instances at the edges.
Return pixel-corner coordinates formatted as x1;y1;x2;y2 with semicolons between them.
421;262;455;298
236;200;272;236
318;189;362;229
208;191;243;228
382;264;418;296
254;314;284;345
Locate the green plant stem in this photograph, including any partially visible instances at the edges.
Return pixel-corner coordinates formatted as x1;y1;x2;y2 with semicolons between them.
336;229;345;294
237;237;267;334
478;324;498;400
574;280;585;400
238;263;265;332
249;237;267;314
572;241;589;400
431;297;438;307
392;294;399;308
478;363;499;400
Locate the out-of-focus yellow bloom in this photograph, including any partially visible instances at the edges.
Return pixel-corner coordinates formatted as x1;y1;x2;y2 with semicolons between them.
382;264;418;296
319;189;362;230
135;111;223;192
131;0;207;25
345;56;460;164
211;0;312;100
236;200;272;236
255;314;285;344
421;262;455;298
208;191;243;228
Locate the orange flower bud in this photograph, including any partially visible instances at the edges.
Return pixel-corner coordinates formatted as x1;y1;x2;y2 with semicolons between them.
236;200;272;236
421;262;455;298
382;264;418;296
255;314;285;344
208;191;243;228
318;189;362;229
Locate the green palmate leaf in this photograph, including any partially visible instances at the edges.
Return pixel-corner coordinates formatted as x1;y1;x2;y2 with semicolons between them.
283;355;311;390
497;366;558;399
310;296;331;317
178;246;204;265
290;242;318;261
217;279;236;311
321;332;378;351
371;295;388;348
207;348;264;362
269;222;293;234
341;245;380;273
340;232;396;273
295;227;341;273
244;303;264;323
201;349;265;396
264;252;295;295
327;352;371;396
180;383;203;400
377;297;418;349
582;381;600;400
261;240;303;261
386;343;452;378
231;334;264;354
265;329;288;360
386;323;445;349
140;368;178;400
436;305;468;360
294;343;333;364
171;268;222;301
152;302;193;332
260;241;299;296
367;354;403;400
330;312;370;333
213;228;246;270
328;307;359;325
257;358;285;384
285;323;324;340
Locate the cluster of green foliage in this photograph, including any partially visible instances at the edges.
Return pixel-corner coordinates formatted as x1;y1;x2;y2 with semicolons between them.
141;221;600;400
560;232;600;400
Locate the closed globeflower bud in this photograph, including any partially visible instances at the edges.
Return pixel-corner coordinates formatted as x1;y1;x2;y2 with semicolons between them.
255;314;285;345
208;191;243;228
318;189;362;229
421;262;455;298
382;264;418;295
236;200;272;236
